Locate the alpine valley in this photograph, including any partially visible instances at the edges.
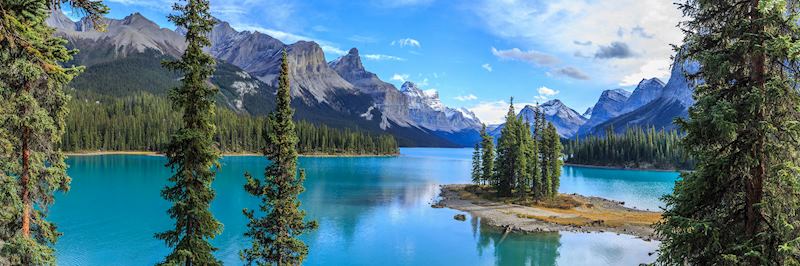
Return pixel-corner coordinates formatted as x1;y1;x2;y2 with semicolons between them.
48;11;694;146
47;11;482;147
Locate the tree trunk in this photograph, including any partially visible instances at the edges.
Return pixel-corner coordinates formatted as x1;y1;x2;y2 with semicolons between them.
745;0;765;246
21;126;31;237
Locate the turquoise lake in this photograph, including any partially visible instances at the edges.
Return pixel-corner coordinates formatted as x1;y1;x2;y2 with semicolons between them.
51;148;679;265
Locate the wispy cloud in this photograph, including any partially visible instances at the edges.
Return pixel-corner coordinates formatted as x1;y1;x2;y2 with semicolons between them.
469;100;535;125
391;73;410;82
363;54;406;61
473;0;683;85
481;63;493;72
391;38;421;48
537;86;559;96
594;41;635;59
455;94;478;101
491;47;559;66
553;67;590;80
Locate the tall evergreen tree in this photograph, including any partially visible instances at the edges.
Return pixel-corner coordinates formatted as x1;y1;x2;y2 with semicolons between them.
545;123;562;198
471;143;482;185
241;50;318;266
656;0;800;264
479;124;494;186
494;98;518;197
154;0;222;264
0;1;106;264
534;105;549;199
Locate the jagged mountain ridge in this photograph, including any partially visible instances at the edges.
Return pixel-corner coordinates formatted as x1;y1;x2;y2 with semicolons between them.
489;99;587;139
588;55;698;135
47;11;481;147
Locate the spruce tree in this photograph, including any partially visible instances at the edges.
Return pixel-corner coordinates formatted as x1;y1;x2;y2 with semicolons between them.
154;0;222;264
241;50;318;266
527;115;541;200
546;123;562;198
656;0;800;264
494;98;518;197
0;2;106;264
533;105;549;199
479;124;494;186
512;117;531;198
471;143;482;185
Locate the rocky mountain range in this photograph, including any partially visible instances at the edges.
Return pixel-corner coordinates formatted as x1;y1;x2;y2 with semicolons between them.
46;11;482;147
489;100;587;139
490;58;695;139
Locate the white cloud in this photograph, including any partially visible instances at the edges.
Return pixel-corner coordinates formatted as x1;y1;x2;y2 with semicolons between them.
391;73;410;82
537;86;559;96
363;54;406;61
391;38;421;48
481;63;493;72
619;58;671;86
491;47;559;66
474;0;683;84
455;94;478;101
469;100;535;125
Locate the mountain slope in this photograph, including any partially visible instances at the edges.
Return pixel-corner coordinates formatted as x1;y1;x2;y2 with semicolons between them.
489;100;587;139
587;55;698;135
48;11;475;147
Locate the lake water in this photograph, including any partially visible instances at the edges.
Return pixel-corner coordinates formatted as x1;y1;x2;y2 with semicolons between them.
51;148;679;265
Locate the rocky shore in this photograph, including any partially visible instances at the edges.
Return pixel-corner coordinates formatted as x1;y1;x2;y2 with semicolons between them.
437;184;661;240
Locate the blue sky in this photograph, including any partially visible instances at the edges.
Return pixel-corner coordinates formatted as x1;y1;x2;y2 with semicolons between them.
80;0;684;124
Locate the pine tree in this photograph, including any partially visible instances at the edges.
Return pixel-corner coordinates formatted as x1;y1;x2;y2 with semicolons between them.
0;2;106;264
534;105;549;199
154;0;222;264
546;123;562;198
494;98;518;197
515;118;534;198
471;143;482;185
241;50;318;266
479;124;494;186
656;1;800;264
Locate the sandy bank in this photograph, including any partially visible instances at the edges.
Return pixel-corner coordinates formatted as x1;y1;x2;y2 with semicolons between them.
437;184;661;240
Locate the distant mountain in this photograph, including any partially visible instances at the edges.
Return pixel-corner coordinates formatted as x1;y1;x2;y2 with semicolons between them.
47;11;482;147
47;12;186;64
589;56;698;135
490;99;587;139
576;89;631;136
582;107;593;118
621;78;665;113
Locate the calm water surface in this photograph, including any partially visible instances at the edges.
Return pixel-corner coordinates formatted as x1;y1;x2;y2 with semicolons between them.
51;148;677;265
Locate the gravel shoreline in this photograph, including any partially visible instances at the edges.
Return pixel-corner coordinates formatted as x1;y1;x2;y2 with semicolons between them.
437;184;661;240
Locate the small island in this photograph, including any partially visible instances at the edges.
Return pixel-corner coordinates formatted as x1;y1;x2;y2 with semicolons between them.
437;184;661;240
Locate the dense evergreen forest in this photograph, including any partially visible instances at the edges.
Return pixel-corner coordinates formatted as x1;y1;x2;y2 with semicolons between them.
63;92;399;155
472;99;563;199
564;127;692;170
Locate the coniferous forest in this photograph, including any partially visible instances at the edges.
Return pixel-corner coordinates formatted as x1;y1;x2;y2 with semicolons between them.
472;99;563;200
62;92;399;155
564;127;692;170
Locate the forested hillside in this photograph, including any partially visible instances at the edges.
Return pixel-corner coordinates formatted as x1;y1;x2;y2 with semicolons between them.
564;127;691;170
63;92;399;155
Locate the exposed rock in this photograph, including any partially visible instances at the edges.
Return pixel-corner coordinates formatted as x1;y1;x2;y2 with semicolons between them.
454;214;467;221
